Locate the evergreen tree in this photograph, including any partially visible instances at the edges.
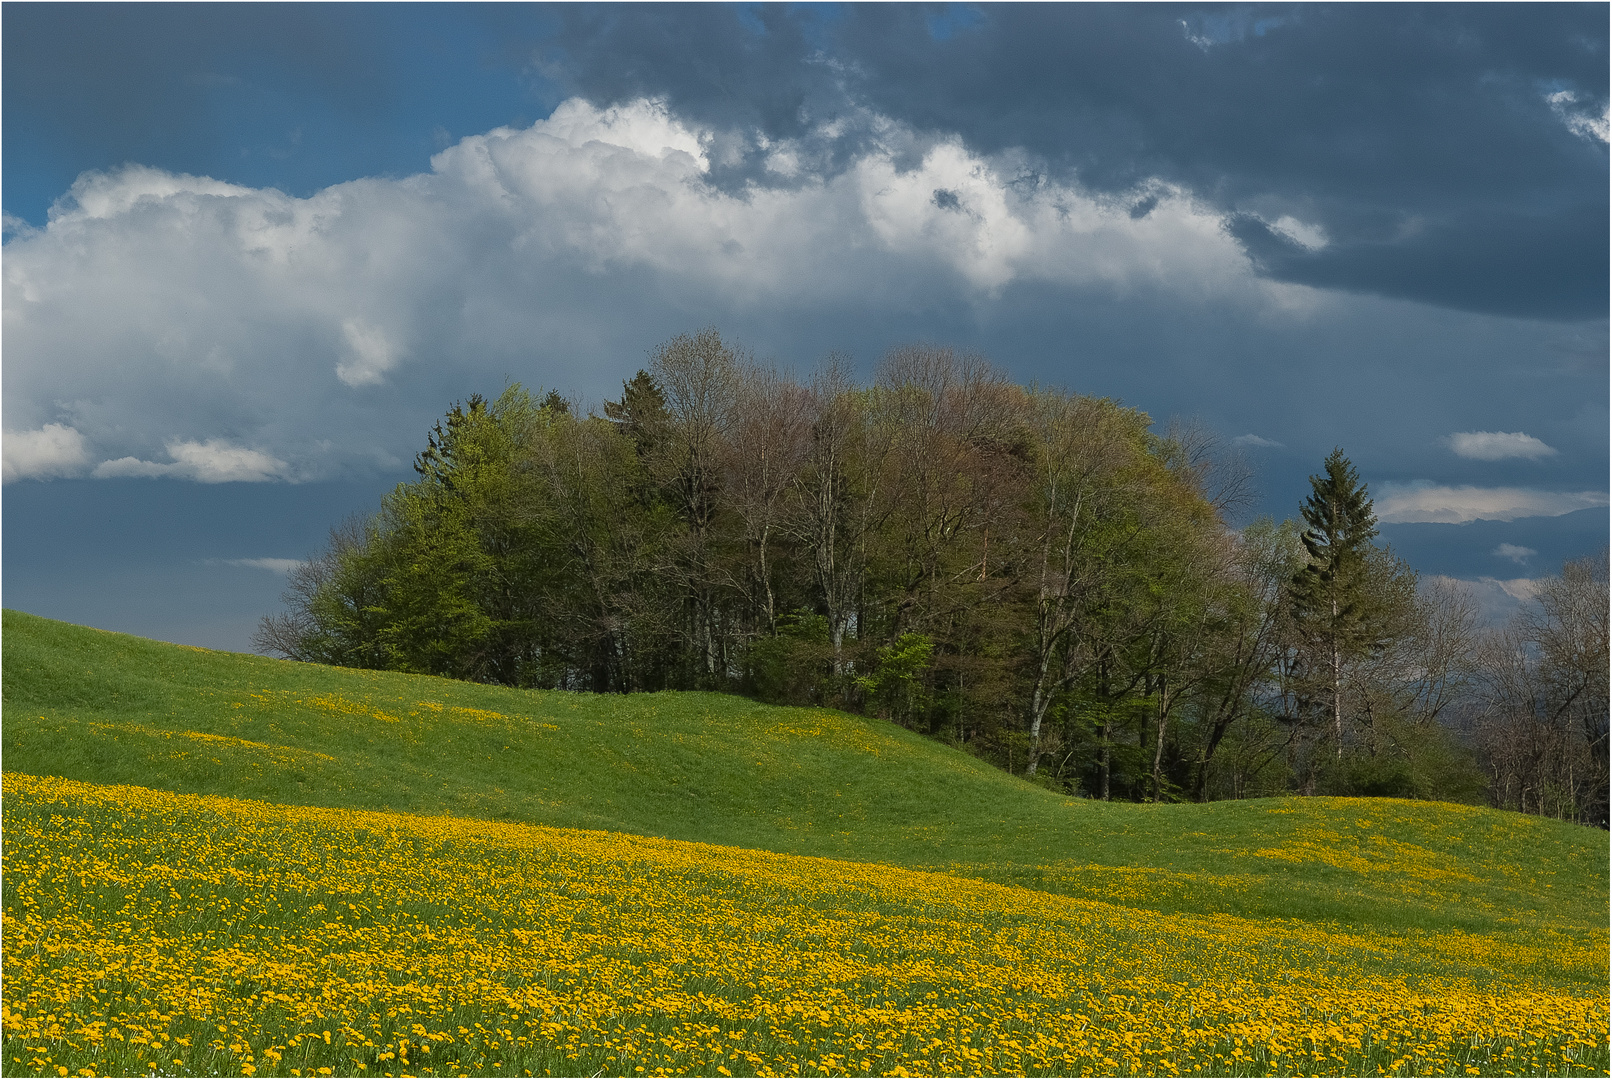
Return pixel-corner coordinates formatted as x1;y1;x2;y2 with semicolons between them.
603;370;670;461
1288;448;1380;760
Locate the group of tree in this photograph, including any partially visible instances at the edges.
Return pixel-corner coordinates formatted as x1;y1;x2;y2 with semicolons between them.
256;329;1610;826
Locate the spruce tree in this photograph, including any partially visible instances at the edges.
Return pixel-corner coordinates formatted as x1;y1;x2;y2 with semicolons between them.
603;370;670;460
1289;448;1379;760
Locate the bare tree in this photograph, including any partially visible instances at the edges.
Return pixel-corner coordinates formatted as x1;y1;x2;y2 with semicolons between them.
1398;575;1483;728
252;516;379;664
1190;519;1304;799
786;355;893;679
1478;551;1610;826
651;328;742;682
1159;417;1256;519
723;364;812;635
873;345;1027;640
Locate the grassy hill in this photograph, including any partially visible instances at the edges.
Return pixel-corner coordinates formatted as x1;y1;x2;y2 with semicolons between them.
3;610;1608;1076
2;609;1605;938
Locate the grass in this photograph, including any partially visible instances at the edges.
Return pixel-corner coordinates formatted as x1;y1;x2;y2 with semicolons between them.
5;775;1606;1078
2;609;1608;1076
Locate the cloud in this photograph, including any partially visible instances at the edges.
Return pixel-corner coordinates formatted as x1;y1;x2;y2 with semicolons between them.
1546;90;1610;144
1376;482;1609;524
1266;216;1328;251
3;97;1316;483
2;212;40;241
1231;433;1282;449
222;557;302;573
338;320;400;388
1424;574;1539;627
1481;576;1544;603
2;423;91;482
546;5;1609;319
1227;205;1609;320
1446;430;1557;461
92;440;291;483
1493;543;1537;565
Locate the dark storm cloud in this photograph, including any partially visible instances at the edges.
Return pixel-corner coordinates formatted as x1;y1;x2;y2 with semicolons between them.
542;3;1609;320
539;4;828;137
1228;202;1610;320
1;3;562;221
4;5;385;183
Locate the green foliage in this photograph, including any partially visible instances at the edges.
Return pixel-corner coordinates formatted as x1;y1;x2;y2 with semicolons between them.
1316;715;1487;802
741;612;831;704
855;632;935;727
602;368;670;461
1289;447;1383;663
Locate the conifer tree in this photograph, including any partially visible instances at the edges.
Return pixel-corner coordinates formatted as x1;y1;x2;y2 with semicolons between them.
603;370;668;460
1289;448;1379;759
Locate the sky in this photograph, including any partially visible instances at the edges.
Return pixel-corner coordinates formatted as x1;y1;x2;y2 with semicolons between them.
3;2;1607;651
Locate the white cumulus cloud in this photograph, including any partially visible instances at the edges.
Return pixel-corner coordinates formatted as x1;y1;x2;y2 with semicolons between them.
1546;90;1610;144
1231;433;1282;448
1493;543;1537;564
223;557;302;573
2;97;1318;483
2;423;91;482
1446;430;1557;461
1375;482;1608;524
338;319;400;387
1267;215;1329;251
92;439;291;483
1425;574;1541;627
1482;576;1544;603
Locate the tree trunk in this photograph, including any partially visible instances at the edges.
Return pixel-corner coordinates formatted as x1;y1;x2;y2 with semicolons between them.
1100;721;1111;801
1332;637;1343;758
1152;677;1169;802
758;524;775;633
1024;651;1054;778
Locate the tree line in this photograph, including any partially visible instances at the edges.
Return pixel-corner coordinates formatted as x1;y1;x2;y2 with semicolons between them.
257;329;1609;825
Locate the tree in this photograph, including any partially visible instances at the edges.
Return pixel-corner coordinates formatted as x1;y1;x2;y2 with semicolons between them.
1287;448;1381;761
856;632;936;728
1019;392;1152;781
865;345;1027;735
1478;551;1610;826
1186;518;1304;801
522;406;671;691
650;328;742;685
603;369;670;462
786;355;886;683
256;388;546;683
722;364;811;636
380;388;551;682
258;334;1543;814
253;515;390;668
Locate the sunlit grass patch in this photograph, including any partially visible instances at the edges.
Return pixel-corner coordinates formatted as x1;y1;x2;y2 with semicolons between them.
4;775;1606;1077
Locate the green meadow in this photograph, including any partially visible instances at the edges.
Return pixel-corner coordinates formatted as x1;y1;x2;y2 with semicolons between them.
2;610;1607;1076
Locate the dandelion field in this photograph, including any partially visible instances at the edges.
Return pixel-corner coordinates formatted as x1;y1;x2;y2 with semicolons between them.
2;612;1608;1077
5;775;1608;1078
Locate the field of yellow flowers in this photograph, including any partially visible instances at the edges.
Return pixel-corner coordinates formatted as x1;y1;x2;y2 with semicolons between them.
3;774;1605;1078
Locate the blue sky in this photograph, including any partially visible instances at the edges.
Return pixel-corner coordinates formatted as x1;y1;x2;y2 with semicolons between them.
4;3;1607;650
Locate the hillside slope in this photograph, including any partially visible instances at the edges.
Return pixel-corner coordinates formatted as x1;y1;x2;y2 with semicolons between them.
3;610;1606;945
